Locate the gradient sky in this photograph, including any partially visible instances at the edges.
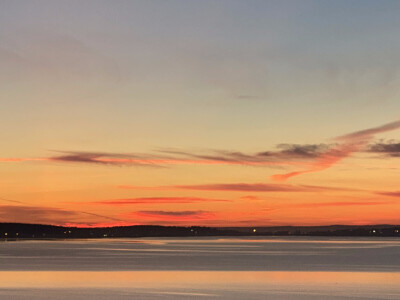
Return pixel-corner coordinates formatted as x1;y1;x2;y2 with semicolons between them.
1;0;400;227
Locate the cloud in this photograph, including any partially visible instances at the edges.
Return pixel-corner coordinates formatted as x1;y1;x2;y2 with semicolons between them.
271;120;400;181
2;148;309;167
0;197;25;204
299;185;362;192
3;120;400;181
375;191;400;197
78;211;125;222
0;145;344;168
93;197;231;205
138;210;207;217
271;144;331;158
0;152;158;166
240;195;261;200
159;145;329;165
48;151;163;166
292;201;393;208
0;197;126;225
337;120;400;141
63;221;138;228
0;205;79;225
116;183;310;193
117;185;169;191
49;148;321;167
50;152;113;165
367;141;400;157
173;183;304;192
117;183;357;193
132;210;214;221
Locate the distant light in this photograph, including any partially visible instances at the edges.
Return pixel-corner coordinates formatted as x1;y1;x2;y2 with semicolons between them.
253;229;256;233
4;233;7;236
372;230;376;233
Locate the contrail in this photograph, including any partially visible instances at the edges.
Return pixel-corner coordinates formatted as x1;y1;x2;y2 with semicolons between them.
0;197;25;204
79;211;125;222
0;197;127;223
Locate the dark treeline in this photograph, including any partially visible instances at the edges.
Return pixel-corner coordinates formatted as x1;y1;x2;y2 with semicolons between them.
0;223;399;239
0;223;238;239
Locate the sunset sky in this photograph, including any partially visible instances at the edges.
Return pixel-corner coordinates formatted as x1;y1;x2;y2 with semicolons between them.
1;0;400;227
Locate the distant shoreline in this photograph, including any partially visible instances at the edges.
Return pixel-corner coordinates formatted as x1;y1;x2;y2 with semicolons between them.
1;223;399;239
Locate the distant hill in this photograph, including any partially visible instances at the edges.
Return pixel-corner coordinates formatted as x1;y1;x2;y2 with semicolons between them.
0;223;399;239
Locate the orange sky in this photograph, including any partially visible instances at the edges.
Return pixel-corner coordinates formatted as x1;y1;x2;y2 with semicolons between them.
1;120;400;227
1;1;400;227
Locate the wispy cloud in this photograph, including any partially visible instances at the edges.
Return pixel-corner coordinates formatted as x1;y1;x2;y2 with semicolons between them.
93;197;231;205
375;191;400;198
1;149;308;167
117;183;303;192
271;120;400;181
0;143;334;168
269;144;331;158
0;197;126;225
132;210;213;221
158;144;329;164
336;121;400;141
240;195;261;200
173;183;305;192
63;221;138;228
292;201;393;208
117;183;356;193
117;185;168;191
0;197;25;204
367;141;400;157
0;205;79;225
78;211;125;222
48;151;164;166
138;210;207;217
50;151;119;165
50;149;312;167
2;121;400;180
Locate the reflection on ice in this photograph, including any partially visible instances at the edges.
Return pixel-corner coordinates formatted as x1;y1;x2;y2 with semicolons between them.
1;237;400;272
1;271;400;288
1;237;400;299
1;271;400;299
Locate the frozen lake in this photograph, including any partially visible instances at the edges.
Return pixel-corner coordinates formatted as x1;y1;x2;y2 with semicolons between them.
1;237;400;299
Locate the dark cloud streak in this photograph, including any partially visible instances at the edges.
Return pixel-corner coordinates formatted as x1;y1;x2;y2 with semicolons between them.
117;183;360;193
375;191;400;197
367;141;400;157
272;120;400;181
94;197;231;205
137;210;208;217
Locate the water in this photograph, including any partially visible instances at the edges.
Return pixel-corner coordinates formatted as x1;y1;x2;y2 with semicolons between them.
1;237;400;299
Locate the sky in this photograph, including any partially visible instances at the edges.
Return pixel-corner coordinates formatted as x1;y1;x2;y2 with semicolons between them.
1;0;400;227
